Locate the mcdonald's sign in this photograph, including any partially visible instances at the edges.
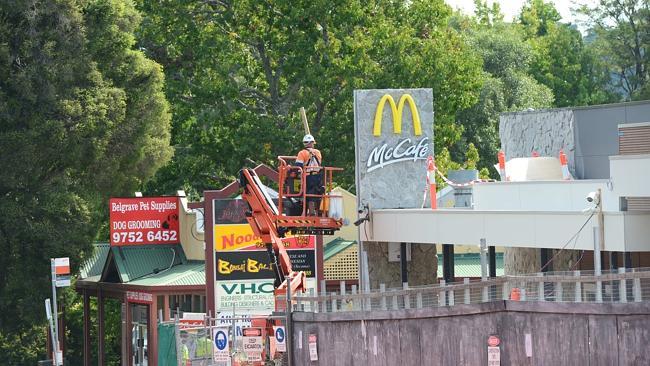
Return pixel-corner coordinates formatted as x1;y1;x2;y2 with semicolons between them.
373;94;422;136
366;93;429;172
354;88;433;209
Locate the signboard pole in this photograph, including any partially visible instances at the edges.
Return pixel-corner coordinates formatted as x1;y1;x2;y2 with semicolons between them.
45;298;60;366
50;259;60;362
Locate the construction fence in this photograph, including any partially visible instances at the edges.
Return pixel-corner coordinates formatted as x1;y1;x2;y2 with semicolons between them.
291;267;650;313
158;313;290;366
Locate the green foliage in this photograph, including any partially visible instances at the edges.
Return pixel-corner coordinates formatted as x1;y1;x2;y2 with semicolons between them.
578;0;650;100
451;11;554;174
520;0;617;107
136;0;483;194
0;0;171;363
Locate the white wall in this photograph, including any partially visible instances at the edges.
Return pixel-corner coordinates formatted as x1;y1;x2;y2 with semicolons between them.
473;180;617;211
368;209;648;252
610;154;650;198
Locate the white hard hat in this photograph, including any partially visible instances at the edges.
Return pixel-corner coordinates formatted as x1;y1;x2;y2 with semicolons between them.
302;134;315;144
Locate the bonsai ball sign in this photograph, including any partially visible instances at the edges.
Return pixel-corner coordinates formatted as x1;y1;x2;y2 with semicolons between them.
110;197;180;246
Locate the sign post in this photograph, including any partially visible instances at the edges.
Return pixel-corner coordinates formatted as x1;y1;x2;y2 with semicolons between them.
45;299;60;366
50;257;70;365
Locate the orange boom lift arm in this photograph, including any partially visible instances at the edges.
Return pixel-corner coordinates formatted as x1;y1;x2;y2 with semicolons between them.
239;158;343;295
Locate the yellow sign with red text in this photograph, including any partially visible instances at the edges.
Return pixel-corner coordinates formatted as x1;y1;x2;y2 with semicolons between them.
214;224;314;252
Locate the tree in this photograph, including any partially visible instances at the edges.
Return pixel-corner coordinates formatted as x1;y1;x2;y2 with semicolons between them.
450;10;554;173
0;0;172;363
579;0;649;100
520;0;616;107
136;0;483;195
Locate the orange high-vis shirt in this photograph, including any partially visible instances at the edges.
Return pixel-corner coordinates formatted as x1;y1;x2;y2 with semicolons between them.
296;148;322;172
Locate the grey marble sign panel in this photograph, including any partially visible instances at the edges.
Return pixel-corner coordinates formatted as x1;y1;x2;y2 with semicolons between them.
354;88;434;210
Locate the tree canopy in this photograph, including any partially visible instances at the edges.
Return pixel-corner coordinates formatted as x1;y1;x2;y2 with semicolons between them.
1;0;649;363
0;0;171;363
137;0;483;195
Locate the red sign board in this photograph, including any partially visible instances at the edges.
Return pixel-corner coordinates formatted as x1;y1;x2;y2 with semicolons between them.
487;335;500;347
53;257;70;275
109;197;180;246
242;327;263;337
126;291;153;304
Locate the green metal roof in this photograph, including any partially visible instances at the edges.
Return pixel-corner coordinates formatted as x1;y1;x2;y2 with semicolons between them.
128;261;205;287
437;253;504;278
80;243;111;279
103;244;187;283
324;238;356;261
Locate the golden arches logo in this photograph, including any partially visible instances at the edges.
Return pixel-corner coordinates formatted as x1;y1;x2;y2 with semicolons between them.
373;94;422;137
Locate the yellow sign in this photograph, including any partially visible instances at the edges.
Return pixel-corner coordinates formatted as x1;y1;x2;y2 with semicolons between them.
214;224;262;251
373;94;422;136
217;258;272;274
214;224;310;251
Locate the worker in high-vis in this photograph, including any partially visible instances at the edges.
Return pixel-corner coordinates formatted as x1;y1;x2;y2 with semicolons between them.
295;134;323;215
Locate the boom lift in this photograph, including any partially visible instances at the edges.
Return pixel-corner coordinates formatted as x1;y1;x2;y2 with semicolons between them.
239;156;343;296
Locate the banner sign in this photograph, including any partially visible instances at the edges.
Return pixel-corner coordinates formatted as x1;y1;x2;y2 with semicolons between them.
109;197;179;246
216;280;276;311
288;250;316;278
126;291;153;304
215;251;275;281
213;199;249;225
354;89;434;209
214;223;315;252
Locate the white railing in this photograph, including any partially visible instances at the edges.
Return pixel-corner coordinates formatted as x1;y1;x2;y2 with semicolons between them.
291;268;650;313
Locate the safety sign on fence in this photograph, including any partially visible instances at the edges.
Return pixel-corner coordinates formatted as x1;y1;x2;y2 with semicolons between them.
243;327;263;362
487;335;501;366
274;326;286;352
212;327;230;363
309;334;318;361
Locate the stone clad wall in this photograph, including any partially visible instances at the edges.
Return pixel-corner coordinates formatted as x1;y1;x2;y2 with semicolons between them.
499;108;577;274
499;108;576;172
365;242;437;288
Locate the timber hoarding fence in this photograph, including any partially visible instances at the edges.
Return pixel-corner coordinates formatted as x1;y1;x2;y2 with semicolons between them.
288;269;650;366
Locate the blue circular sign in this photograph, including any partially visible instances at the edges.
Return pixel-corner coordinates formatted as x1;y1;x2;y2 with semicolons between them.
215;330;228;351
275;327;285;343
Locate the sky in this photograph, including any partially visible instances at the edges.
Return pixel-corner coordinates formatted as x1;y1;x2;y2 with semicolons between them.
444;0;597;24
